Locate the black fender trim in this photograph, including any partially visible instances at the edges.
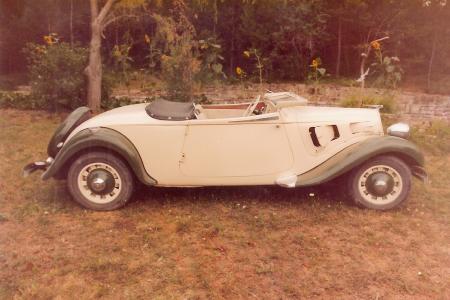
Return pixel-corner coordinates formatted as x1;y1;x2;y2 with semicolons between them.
47;106;91;157
296;136;425;187
42;127;157;185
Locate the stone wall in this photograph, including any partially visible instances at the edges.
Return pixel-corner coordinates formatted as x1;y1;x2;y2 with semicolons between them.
395;92;450;122
12;82;450;122
198;83;450;123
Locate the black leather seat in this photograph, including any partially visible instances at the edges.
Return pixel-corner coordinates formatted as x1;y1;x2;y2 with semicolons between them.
145;99;196;121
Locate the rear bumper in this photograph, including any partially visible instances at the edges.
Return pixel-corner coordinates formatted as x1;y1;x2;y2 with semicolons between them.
22;157;54;178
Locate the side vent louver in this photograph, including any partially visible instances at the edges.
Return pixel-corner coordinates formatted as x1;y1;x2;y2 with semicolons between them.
309;125;340;147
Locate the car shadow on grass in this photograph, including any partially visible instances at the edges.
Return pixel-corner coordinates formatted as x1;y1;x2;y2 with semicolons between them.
130;180;352;210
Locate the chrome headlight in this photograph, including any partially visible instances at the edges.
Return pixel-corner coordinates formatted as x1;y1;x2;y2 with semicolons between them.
387;122;410;139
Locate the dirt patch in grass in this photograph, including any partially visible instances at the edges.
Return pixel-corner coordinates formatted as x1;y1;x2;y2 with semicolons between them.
0;109;449;299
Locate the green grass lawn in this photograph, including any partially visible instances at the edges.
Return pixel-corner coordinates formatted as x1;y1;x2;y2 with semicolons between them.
0;109;449;299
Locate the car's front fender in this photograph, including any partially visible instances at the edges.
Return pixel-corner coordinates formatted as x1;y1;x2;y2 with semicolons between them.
42;127;157;185
296;136;425;187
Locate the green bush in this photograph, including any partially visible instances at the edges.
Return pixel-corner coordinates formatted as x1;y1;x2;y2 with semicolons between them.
0;73;27;91
101;95;161;110
101;96;135;110
339;91;396;113
371;53;403;89
24;42;112;111
0;93;140;112
197;38;226;83
153;11;201;102
0;92;42;110
411;120;450;155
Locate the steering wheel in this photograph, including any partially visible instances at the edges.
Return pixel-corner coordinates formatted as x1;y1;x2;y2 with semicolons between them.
243;95;261;117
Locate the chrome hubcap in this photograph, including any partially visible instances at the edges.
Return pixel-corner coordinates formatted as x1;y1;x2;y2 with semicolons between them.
86;169;115;195
91;177;106;192
366;172;395;196
358;165;403;205
77;163;122;204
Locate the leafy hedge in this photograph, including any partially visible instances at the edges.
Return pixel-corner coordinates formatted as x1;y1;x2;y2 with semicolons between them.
0;92;138;111
0;92;40;110
339;91;396;114
23;42;113;111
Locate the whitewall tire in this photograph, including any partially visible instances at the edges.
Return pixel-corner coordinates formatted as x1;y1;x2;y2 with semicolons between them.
348;155;412;210
67;152;134;210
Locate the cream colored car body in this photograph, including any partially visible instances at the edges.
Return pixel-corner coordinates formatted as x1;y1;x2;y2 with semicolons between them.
67;94;384;187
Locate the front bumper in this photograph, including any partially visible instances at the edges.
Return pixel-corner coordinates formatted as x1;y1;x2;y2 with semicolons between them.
411;165;429;183
22;157;53;177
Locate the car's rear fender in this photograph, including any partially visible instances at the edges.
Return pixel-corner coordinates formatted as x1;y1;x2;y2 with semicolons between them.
296;136;425;187
42;127;157;185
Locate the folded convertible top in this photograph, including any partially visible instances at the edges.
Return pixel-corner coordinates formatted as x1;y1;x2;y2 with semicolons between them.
146;99;196;121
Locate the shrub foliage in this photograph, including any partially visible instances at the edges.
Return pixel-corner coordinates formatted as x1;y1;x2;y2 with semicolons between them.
24;42;112;110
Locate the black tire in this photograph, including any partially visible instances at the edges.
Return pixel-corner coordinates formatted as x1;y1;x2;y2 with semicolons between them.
67;151;134;211
347;155;412;211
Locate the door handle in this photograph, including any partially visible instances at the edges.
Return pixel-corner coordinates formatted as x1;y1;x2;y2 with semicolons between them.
179;153;186;164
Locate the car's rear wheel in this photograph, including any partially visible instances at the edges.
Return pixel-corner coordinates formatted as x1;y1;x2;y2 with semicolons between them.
348;155;412;210
67;152;134;210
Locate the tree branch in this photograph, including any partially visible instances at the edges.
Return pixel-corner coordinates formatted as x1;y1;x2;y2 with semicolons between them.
97;0;117;26
102;13;141;29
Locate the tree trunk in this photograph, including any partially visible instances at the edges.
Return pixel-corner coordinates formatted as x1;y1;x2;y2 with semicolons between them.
86;22;102;112
427;31;437;92
85;0;116;113
229;4;235;75
70;0;74;47
335;16;342;77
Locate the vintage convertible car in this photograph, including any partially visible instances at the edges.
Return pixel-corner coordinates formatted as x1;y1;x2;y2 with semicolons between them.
23;92;426;211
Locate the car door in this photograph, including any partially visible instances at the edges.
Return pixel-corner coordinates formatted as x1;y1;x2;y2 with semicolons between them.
179;113;294;178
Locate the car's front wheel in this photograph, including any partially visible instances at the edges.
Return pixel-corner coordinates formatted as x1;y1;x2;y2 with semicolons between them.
348;155;412;210
67;152;134;210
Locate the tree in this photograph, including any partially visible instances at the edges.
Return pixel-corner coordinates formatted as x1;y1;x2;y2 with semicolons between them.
85;0;144;113
326;0;369;77
85;0;115;113
423;0;448;91
154;1;201;102
237;0;328;81
2;0;450;96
